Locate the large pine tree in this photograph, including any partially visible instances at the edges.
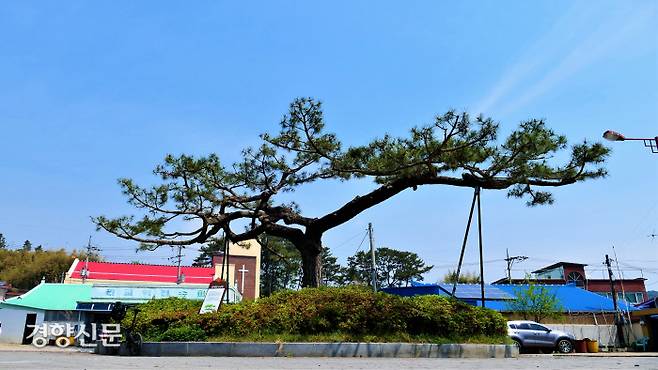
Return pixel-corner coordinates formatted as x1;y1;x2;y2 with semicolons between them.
95;98;608;287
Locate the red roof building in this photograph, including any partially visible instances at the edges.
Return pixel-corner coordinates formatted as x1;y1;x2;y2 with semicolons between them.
64;240;261;299
64;259;218;286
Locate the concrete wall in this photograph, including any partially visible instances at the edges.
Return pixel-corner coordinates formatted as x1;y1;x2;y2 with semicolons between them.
128;342;518;358
547;323;644;347
0;305;45;344
548;324;616;346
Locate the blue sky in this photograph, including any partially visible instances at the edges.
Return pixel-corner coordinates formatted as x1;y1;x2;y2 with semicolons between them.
1;1;656;286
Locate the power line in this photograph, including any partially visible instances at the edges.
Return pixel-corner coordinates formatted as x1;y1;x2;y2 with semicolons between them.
333;230;369;250
353;230;369;255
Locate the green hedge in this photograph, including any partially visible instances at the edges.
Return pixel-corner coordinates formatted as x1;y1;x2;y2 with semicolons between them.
123;287;506;342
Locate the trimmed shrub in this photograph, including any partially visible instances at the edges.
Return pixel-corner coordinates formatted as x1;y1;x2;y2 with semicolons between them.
159;325;208;342
127;287;506;342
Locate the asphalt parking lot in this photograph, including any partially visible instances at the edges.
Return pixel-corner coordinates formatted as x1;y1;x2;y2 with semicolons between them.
0;350;657;370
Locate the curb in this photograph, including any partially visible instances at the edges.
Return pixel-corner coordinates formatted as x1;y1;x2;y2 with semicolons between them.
116;342;518;358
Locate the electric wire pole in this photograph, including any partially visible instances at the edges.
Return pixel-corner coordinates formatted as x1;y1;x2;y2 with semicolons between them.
169;245;185;284
505;249;528;284
605;254;625;347
81;236;100;284
368;223;377;292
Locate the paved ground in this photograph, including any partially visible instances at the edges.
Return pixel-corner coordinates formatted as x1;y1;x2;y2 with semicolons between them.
0;350;657;370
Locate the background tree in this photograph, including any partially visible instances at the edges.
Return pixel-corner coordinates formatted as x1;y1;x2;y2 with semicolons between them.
0;248;78;289
0;233;7;249
505;280;563;323
192;237;225;267
442;270;480;284
321;247;346;286
347;247;433;288
259;236;302;296
21;240;32;252
95;98;609;287
75;249;104;263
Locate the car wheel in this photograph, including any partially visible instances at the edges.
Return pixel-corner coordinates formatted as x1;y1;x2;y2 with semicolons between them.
557;339;573;353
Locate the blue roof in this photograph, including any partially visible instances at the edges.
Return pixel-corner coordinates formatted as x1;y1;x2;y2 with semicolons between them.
382;284;447;297
381;283;637;312
488;284;637;312
436;283;514;300
381;283;513;301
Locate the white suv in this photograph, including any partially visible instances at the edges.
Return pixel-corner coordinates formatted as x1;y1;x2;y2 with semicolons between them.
507;320;575;353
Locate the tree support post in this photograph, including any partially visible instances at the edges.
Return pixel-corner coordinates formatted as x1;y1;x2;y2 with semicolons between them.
476;187;485;308
451;187;479;298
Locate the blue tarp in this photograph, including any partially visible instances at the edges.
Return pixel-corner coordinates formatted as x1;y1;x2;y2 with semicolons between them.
635;297;657;310
491;284;637;312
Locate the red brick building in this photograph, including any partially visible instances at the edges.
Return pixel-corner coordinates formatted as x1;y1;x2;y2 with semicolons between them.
492;261;648;304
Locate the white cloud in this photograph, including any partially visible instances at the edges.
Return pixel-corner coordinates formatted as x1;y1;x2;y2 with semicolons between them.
474;3;657;116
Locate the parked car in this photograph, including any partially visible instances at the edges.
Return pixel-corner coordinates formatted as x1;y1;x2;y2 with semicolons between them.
507;320;575;353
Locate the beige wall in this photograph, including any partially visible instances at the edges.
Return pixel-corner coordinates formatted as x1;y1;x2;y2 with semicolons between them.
227;240;261;299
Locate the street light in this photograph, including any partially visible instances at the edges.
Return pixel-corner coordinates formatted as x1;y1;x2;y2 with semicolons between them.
602;130;658;153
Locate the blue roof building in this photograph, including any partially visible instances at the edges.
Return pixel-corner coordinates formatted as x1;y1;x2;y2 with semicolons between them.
382;282;514;308
487;284;636;313
382;282;636;313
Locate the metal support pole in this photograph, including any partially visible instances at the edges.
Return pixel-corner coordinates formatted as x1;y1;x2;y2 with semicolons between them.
451;188;478;298
476;187;485;308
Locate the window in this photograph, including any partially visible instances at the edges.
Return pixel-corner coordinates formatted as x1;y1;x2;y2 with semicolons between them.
44;310;76;321
517;323;531;330
601;291;645;304
535;266;564;280
529;323;549;331
508;324;517;329
622;292;645;304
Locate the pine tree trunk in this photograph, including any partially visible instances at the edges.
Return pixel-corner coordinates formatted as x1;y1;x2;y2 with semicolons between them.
298;237;323;288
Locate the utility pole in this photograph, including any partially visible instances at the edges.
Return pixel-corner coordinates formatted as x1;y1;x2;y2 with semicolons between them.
368;223;377;292
169;245;185;284
504;249;528;284
605;254;625;347
81;236;100;284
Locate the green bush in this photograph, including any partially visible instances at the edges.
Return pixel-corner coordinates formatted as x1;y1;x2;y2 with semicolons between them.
127;287;506;342
121;297;202;340
159;325;208;342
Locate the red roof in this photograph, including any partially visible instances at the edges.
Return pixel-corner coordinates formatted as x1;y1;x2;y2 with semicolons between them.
69;260;215;284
